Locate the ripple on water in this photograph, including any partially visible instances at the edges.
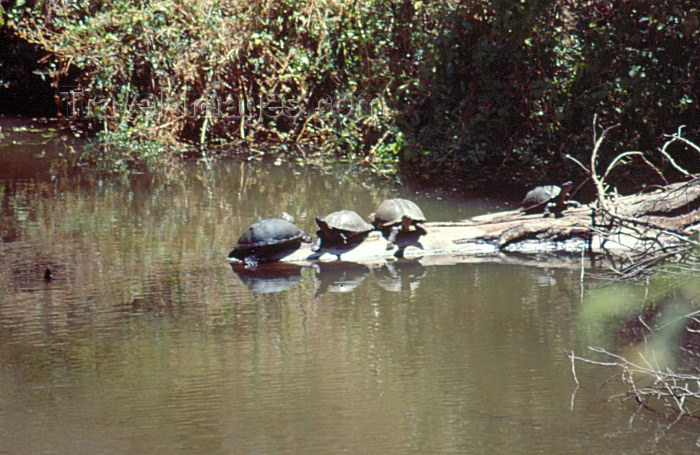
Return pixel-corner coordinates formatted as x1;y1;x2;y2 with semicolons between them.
3;139;700;453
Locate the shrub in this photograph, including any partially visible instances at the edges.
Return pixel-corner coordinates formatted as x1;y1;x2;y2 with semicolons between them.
404;0;700;191
10;0;700;187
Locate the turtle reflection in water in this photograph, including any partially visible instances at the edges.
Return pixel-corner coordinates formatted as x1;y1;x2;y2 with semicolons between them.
232;263;304;293
229;212;311;268
312;209;374;252
313;261;370;298
369;198;427;249
374;259;427;293
521;181;579;217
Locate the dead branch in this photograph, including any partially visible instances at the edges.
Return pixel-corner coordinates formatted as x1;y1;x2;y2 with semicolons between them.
583;117;700;278
589;115;619;211
658;126;693;176
569;347;700;417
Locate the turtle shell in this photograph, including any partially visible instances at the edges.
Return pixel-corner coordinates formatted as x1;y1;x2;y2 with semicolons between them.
234;218;307;251
521;185;561;212
372;198;426;227
321;210;373;233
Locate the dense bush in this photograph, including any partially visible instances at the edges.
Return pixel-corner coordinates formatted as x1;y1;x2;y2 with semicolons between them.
7;0;700;188
0;16;55;116
403;0;700;190
13;0;429;166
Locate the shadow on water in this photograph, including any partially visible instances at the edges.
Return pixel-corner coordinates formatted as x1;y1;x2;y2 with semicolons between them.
231;263;306;294
230;259;428;298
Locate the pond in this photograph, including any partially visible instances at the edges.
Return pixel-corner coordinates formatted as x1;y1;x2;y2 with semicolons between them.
1;117;699;454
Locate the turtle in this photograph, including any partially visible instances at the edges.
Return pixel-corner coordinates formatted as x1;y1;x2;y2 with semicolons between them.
311;209;374;252
229;212;312;267
369;198;427;249
521;181;578;217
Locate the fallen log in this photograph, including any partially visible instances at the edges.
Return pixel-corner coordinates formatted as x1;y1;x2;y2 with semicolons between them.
227;177;700;267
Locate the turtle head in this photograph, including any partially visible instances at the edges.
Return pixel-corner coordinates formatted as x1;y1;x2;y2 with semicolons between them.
281;212;296;224
561;181;574;195
315;216;334;238
368;212;376;225
228;248;243;261
401;215;413;232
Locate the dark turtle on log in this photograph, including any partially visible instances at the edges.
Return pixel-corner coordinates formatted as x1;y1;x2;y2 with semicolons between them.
229;212;312;267
312;209;374;252
521;181;578;217
369;198;427;249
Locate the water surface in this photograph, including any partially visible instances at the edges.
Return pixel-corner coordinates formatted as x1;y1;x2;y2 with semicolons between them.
1;117;699;454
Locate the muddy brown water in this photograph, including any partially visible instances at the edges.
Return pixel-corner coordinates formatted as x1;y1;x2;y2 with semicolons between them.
1;117;699;454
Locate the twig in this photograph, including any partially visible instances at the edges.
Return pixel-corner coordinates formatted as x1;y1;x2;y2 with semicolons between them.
570;351;580;386
602;150;668;185
658;131;692;176
664;126;700;156
602;151;644;182
564;153;589;173
569;346;700;418
589;117;620;211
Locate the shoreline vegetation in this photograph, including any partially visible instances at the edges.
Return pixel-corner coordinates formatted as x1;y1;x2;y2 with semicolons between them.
0;0;698;191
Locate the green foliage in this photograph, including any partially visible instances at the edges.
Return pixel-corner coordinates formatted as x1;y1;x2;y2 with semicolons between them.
7;0;700;182
12;0;423;169
81;127;186;173
404;0;700;190
580;251;700;369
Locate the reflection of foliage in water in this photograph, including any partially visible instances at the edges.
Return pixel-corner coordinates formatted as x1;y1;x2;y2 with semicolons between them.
0;150;400;340
4;125;652;453
581;254;700;360
575;252;700;416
